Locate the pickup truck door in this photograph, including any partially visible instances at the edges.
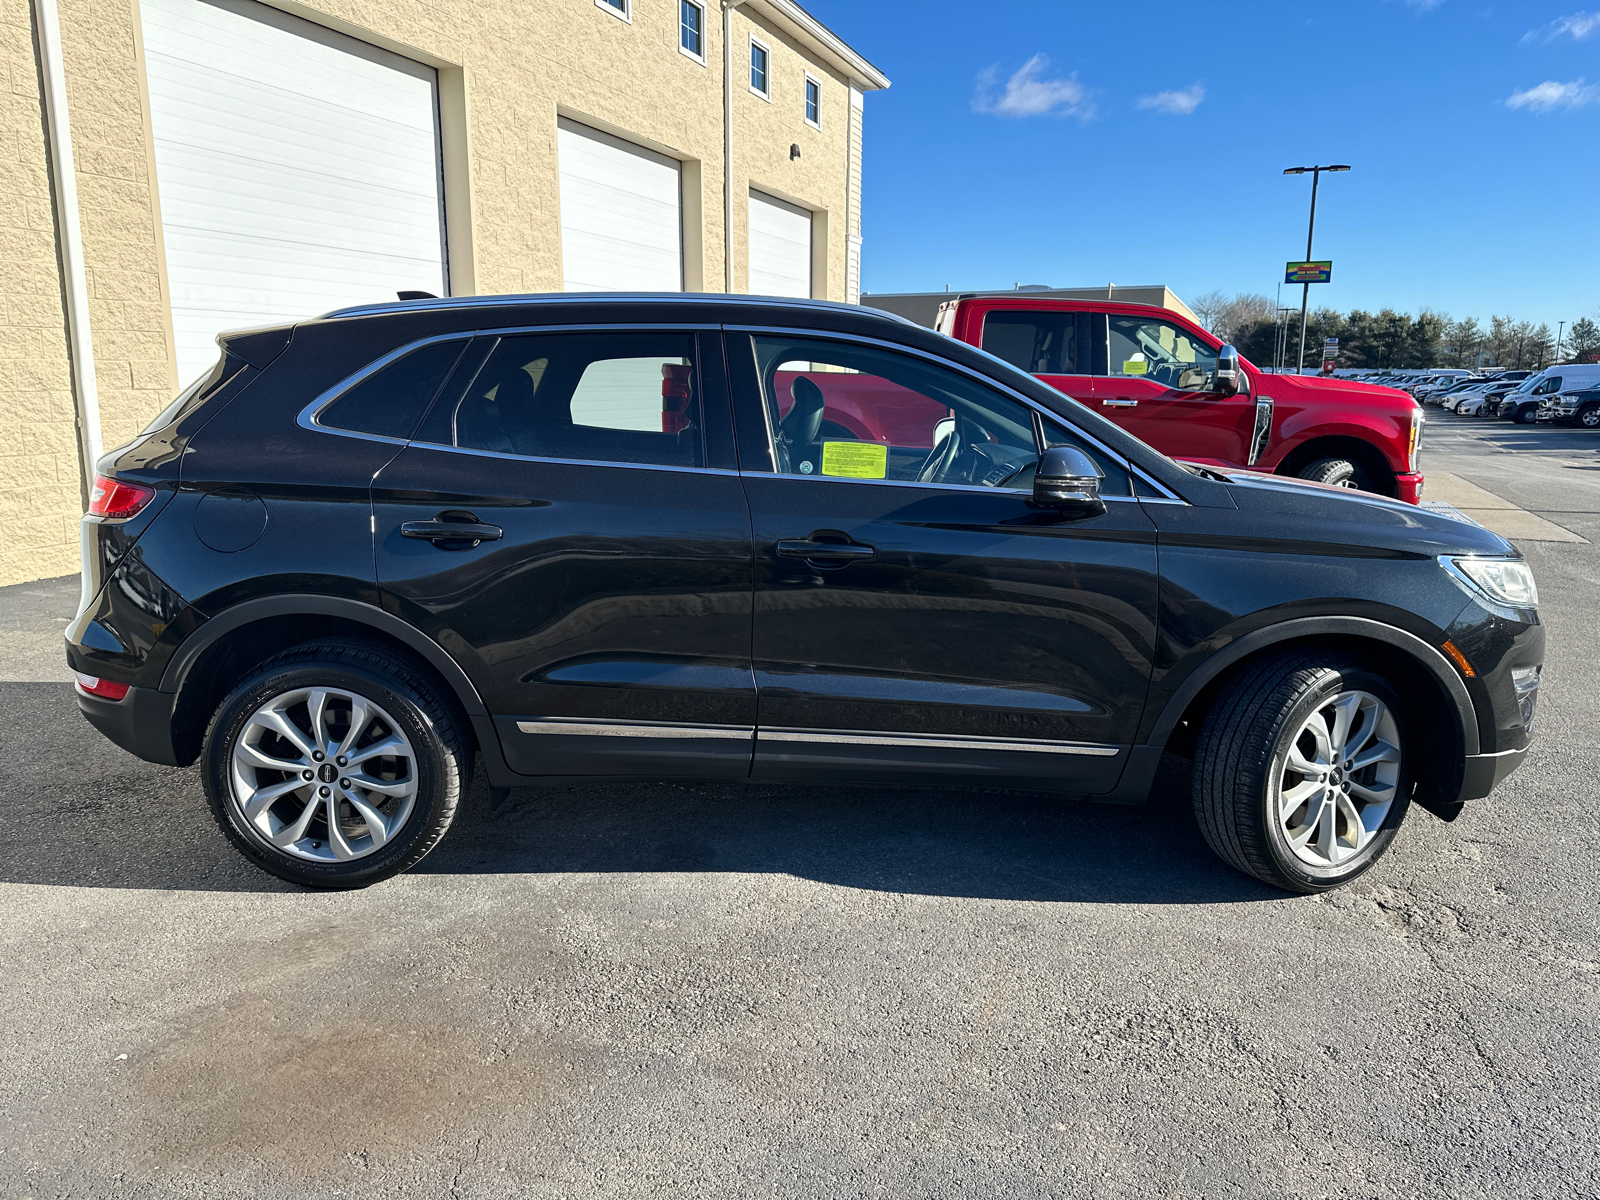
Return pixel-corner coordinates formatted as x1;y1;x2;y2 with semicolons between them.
1092;311;1255;468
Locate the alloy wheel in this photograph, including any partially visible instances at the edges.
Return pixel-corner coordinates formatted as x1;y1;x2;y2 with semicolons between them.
229;686;419;862
1275;690;1401;867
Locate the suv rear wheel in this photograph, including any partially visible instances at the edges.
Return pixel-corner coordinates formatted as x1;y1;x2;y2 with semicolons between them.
1193;651;1411;892
202;641;469;888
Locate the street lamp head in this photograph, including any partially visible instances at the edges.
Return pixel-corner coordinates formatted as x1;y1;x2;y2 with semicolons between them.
1283;167;1309;175
1327;164;1352;172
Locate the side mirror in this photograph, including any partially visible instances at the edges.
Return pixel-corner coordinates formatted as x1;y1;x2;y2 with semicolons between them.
1217;344;1244;396
1034;445;1106;516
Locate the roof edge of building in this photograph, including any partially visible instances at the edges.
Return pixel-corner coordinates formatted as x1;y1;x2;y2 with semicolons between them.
748;0;890;90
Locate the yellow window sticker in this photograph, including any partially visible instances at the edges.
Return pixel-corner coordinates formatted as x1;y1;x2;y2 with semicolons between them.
820;441;888;479
1122;354;1148;376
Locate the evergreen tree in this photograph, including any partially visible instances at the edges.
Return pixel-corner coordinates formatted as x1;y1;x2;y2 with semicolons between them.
1566;317;1600;363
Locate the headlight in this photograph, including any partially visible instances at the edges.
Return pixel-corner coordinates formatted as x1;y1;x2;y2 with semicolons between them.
1442;556;1539;609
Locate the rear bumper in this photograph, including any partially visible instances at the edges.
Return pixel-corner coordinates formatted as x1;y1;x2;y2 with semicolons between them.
1395;472;1424;505
75;683;181;767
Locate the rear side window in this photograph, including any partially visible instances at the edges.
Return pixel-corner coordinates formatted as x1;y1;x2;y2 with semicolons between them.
319;339;469;441
981;310;1102;375
413;332;705;469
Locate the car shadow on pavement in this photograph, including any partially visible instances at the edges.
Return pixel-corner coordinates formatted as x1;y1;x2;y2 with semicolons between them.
0;681;1281;904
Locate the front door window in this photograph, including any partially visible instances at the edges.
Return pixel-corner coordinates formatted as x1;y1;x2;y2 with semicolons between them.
1107;314;1219;392
750;334;1127;494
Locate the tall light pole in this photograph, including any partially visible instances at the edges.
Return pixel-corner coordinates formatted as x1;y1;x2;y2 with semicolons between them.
1557;320;1566;365
1283;164;1350;373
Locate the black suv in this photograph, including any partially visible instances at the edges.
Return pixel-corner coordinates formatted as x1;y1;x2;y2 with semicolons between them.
68;295;1542;893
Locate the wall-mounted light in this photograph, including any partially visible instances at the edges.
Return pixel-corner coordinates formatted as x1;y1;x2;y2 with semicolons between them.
790;143;801;160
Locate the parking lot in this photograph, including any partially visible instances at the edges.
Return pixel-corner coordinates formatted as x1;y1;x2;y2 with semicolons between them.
2;414;1598;1199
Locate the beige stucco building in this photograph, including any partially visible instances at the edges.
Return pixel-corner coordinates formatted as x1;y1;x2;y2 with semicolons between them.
1;0;886;587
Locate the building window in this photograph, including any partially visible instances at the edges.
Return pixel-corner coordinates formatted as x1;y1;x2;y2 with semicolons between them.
679;0;705;60
749;37;770;99
596;0;630;21
805;74;821;127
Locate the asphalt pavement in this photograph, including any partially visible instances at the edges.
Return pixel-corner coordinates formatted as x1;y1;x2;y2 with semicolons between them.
2;412;1598;1199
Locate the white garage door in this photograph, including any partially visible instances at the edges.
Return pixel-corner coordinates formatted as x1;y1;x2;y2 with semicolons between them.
557;119;683;293
748;190;812;298
140;0;446;382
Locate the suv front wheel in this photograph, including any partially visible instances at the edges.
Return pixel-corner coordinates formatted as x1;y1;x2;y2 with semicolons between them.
1193;651;1411;892
202;641;470;888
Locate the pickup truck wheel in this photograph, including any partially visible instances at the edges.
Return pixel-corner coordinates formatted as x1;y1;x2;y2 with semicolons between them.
1193;651;1411;893
202;640;469;889
1297;457;1371;491
1578;404;1600;430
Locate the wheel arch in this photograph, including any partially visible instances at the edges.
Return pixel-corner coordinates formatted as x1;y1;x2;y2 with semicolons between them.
1274;436;1397;496
1140;617;1477;820
161;595;488;768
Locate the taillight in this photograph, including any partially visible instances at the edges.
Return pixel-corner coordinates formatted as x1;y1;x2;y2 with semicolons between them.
88;474;155;519
74;671;130;701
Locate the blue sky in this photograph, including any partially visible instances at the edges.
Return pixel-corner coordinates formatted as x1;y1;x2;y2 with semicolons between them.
803;1;1599;330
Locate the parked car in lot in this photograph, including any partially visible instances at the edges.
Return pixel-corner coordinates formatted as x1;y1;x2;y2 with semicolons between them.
68;293;1540;895
1497;371;1555;423
1455;380;1520;416
1441;382;1493;412
1541;387;1600;427
1534;365;1600;425
931;297;1425;502
1424;378;1485;406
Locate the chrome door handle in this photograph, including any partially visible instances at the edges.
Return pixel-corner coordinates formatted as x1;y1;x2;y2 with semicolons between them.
401;511;503;548
1101;397;1138;408
777;539;874;561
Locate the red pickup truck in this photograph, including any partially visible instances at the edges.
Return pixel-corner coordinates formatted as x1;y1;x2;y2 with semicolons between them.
931;296;1425;503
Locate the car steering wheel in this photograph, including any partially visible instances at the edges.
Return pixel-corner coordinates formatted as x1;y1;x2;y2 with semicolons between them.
916;418;969;484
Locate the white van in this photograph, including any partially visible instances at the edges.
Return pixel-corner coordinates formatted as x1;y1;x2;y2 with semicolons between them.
1532;364;1600;425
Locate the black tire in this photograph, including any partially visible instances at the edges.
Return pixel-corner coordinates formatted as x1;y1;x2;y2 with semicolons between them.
202;640;470;888
1297;456;1372;491
1512;404;1537;425
1193;651;1412;893
1578;404;1600;430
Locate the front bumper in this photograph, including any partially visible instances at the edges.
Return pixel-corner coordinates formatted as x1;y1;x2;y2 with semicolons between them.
75;682;181;767
1457;747;1528;802
1395;472;1424;505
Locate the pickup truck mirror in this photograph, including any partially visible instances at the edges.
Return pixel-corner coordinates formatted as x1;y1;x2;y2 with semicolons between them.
1033;445;1106;517
1216;345;1245;396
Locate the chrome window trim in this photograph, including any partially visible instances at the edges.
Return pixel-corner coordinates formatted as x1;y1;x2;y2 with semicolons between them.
296;322;728;472
409;442;742;477
758;727;1121;757
517;718;753;740
726;324;1187;504
297;330;474;440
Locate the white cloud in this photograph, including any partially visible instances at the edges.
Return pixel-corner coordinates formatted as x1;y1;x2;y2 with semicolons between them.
1523;10;1600;41
1404;0;1445;10
1506;78;1600;110
972;55;1094;120
1136;84;1205;115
